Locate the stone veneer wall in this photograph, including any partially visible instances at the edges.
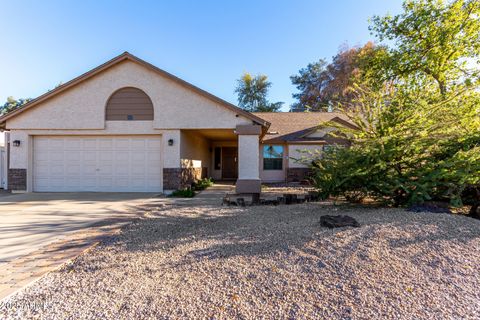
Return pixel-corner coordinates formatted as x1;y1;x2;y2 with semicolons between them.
163;167;207;190
287;168;312;183
8;169;27;191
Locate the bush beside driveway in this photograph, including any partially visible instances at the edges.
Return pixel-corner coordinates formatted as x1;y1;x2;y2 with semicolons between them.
1;203;479;319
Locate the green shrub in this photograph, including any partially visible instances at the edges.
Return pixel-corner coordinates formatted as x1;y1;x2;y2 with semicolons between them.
192;177;214;191
169;188;196;198
308;86;480;207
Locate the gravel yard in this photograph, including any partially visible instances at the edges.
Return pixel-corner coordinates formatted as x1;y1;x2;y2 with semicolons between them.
1;203;480;319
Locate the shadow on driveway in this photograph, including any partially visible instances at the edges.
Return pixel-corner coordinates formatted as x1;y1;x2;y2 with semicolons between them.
0;192;157;264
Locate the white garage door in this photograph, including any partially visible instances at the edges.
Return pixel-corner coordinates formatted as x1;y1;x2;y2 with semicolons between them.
33;136;162;192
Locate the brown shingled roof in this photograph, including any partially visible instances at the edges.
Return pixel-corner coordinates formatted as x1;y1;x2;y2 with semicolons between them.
252;112;354;143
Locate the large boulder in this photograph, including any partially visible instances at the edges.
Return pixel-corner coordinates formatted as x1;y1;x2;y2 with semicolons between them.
407;201;451;214
320;215;360;228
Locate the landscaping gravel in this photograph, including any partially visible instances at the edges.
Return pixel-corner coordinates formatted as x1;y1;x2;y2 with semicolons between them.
1;203;480;319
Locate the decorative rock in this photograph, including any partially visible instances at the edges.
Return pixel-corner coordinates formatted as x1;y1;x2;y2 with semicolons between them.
236;198;246;207
284;194;298;205
320;215;360;228
222;196;237;206
407;201;451;214
263;199;280;206
308;191;320;202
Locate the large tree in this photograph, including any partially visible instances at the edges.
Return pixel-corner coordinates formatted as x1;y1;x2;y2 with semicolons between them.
290;59;330;112
234;73;283;112
1;97;31;115
290;42;388;112
370;0;480;96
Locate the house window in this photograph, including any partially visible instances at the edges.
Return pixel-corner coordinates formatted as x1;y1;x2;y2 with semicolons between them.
263;145;283;170
323;145;344;152
214;147;221;170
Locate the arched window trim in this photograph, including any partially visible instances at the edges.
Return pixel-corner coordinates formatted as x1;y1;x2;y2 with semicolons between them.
105;87;154;121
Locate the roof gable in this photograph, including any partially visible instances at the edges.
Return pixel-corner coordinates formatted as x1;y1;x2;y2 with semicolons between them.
0;52;269;129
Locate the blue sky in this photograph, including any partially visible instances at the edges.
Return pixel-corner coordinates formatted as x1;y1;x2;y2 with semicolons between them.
0;0;403;111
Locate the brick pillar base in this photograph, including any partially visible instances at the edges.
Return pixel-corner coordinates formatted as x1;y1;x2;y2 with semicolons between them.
163;168;205;190
8;169;27;191
236;179;261;194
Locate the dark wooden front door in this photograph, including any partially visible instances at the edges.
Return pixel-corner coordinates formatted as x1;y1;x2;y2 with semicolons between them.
222;147;238;179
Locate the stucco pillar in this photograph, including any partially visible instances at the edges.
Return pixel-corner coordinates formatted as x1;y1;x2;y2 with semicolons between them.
162;130;182;191
7;131;29;192
235;124;262;194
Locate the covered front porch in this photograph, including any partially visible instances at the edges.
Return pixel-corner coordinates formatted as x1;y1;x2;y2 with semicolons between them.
176;124;263;194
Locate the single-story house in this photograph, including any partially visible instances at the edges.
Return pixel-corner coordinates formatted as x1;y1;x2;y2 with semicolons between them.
0;52;351;194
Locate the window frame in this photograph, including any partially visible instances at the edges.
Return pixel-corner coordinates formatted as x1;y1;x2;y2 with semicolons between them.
263;145;284;171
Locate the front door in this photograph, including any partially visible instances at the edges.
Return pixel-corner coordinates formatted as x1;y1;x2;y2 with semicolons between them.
222;147;238;179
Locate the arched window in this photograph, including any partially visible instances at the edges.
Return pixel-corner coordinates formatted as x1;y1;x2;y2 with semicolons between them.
105;87;154;120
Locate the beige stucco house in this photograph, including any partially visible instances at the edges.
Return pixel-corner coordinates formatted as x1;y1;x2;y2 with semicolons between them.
0;52;350;194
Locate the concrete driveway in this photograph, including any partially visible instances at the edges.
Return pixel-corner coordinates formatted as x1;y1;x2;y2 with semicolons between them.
0;192;156;265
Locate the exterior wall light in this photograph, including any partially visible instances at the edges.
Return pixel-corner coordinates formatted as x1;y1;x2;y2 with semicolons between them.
168;139;174;146
13;140;21;147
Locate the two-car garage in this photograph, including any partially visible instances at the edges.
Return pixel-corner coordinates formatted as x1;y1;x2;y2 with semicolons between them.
33;136;163;192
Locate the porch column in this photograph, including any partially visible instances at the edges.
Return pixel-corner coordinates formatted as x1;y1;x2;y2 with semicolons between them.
235;124;262;194
162;130;182;191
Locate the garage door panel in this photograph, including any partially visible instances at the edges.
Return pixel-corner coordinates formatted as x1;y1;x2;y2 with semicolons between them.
131;178;146;187
50;165;65;175
116;152;130;161
83;151;97;161
115;139;130;150
114;177;130;188
115;165;129;175
131;139;146;150
35;152;50;161
131;166;145;175
65;178;81;188
82;177;97;188
64;139;83;150
147;152;161;162
66;151;82;161
50;152;64;161
83;165;97;175
147;179;162;187
34;136;162;192
147;166;162;175
99;151;113;161
147;139;162;150
66;165;81;175
49;178;66;187
84;139;97;150
98;139;113;150
49;139;65;149
98;177;113;188
35;138;49;149
98;163;113;174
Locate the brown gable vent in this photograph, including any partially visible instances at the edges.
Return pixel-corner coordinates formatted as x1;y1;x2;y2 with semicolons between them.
105;87;154;121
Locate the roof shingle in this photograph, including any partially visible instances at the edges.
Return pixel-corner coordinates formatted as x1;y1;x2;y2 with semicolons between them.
252;112;350;143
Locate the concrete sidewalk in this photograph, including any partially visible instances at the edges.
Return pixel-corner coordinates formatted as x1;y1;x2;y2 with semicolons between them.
160;183;235;207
